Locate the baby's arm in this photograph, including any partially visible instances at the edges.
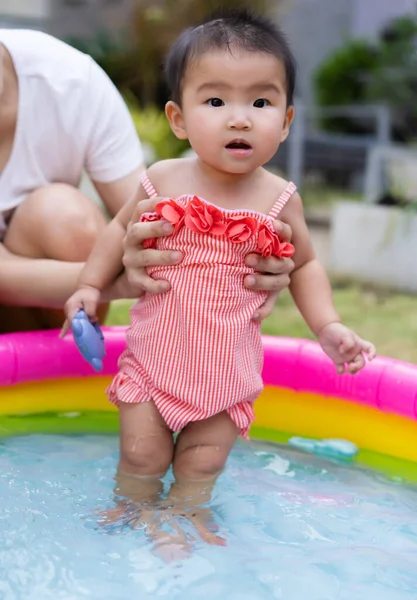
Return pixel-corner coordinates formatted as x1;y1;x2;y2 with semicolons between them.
280;193;338;335
280;192;375;373
63;185;149;326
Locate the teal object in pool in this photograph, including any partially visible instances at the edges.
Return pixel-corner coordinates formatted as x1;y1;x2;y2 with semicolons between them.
288;436;359;460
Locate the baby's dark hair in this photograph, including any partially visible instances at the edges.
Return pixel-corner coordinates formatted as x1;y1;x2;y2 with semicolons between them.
165;9;296;107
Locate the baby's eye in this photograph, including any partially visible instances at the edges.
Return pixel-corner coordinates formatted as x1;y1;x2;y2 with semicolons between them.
206;98;224;107
253;98;271;108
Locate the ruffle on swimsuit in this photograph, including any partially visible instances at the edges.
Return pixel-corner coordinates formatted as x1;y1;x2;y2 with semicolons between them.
141;195;295;260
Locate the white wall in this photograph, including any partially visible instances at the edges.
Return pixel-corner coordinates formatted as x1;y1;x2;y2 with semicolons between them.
279;0;352;103
0;0;51;19
331;201;417;292
279;0;417;105
351;0;417;40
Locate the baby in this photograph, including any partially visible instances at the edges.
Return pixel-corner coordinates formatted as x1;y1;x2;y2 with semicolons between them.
65;9;375;548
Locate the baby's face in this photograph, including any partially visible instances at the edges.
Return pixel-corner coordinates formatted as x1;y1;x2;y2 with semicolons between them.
179;49;293;175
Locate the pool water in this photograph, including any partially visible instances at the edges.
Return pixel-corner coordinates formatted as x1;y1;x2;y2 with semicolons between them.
1;434;417;600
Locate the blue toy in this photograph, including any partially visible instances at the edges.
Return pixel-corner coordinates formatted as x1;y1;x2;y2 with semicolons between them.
71;310;106;371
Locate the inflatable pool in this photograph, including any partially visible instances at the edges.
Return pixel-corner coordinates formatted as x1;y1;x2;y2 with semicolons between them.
1;328;417;481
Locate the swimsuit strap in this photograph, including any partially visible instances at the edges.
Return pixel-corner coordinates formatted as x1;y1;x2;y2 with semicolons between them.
140;171;158;198
268;182;297;219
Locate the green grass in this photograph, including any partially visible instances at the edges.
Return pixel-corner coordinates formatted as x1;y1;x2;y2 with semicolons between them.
264;169;362;211
302;185;361;210
106;283;417;365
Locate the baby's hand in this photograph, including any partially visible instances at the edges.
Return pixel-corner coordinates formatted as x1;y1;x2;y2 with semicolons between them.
60;286;101;337
317;322;376;375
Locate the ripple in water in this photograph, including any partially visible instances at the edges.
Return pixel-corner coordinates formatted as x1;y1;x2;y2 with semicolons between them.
0;434;417;599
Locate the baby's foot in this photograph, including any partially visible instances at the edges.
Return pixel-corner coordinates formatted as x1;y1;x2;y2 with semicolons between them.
93;502;128;531
157;503;226;547
151;520;191;562
187;508;226;546
95;501;149;533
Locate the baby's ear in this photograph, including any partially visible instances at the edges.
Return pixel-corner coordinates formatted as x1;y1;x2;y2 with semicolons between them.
281;105;295;142
165;101;188;140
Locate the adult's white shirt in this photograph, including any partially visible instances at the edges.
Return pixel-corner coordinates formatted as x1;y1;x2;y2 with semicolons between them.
0;28;144;214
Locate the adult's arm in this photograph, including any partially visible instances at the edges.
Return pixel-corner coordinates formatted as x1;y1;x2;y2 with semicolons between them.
0;243;134;308
0;243;84;308
93;166;144;217
82;58;146;216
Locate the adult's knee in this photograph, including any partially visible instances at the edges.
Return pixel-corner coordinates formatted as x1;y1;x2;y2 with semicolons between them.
7;184;107;261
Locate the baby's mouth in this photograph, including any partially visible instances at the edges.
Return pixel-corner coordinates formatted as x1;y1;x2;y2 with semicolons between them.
226;140;252;150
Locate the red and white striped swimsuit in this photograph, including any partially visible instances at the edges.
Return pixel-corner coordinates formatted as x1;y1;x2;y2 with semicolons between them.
107;173;296;438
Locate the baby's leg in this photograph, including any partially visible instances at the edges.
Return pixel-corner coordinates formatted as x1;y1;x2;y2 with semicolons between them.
173;410;239;486
167;411;239;545
111;401;195;559
117;400;174;504
99;400;174;531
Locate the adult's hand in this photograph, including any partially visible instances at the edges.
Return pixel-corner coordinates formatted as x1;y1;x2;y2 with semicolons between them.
244;220;294;321
120;198;183;296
